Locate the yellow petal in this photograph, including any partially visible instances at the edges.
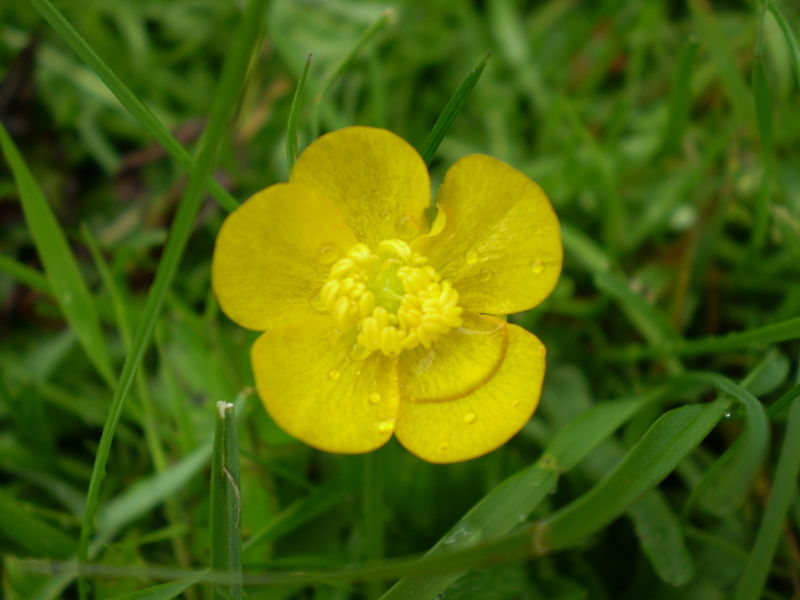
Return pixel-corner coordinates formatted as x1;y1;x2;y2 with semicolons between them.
398;313;508;403
415;154;562;314
291;126;430;246
395;325;545;463
251;316;399;454
212;183;357;331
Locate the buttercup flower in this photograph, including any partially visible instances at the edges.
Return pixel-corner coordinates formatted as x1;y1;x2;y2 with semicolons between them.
212;127;561;463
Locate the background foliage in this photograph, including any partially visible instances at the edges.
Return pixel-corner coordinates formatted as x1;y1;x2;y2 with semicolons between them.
1;0;799;598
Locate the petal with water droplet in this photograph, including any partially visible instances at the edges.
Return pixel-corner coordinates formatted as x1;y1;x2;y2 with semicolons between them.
395;325;545;463
251;316;399;453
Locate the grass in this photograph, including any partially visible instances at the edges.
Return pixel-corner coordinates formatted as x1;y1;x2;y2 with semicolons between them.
1;0;799;599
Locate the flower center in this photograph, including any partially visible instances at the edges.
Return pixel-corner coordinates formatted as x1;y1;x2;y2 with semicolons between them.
318;240;463;358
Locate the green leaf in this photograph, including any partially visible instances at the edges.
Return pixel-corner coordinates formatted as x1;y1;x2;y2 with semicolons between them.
420;53;489;166
658;38;698;155
684;372;770;516
75;1;267;594
209;401;242;600
109;574;204;600
286;53;313;167
533;399;727;553
0;492;76;558
25;0;239;213
767;0;800;93
0;122;114;387
0;254;51;295
735;395;800;600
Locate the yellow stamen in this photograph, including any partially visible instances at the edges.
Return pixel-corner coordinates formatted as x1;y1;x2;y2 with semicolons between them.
317;240;463;357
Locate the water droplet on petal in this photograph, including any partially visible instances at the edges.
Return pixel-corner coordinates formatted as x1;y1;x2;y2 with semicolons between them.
377;418;395;433
318;243;339;265
463;412;476;424
368;392;381;405
465;249;478;265
310;292;327;312
440;442;449;451
327;369;340;381
379;210;391;221
479;268;493;282
395;215;417;240
530;259;544;274
349;343;371;361
512;400;520;407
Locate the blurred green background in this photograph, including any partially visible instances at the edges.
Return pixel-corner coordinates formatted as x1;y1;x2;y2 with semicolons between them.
1;0;799;599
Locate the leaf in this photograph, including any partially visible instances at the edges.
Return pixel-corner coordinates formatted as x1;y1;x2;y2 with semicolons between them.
0;121;114;387
0;492;76;558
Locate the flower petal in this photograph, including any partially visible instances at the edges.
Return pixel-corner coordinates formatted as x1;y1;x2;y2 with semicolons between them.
212;183;357;331
398;313;508;403
251;316;399;454
414;154;562;314
395;325;545;463
291;126;430;246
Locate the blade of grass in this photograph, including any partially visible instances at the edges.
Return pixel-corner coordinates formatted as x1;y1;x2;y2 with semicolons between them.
310;9;393;137
657;37;698;155
25;0;239;213
767;0;800;92
532;399;728;553
109;573;205;600
286;53;312;168
684;370;769;516
75;2;266;595
381;387;673;600
210;401;242;600
419;53;490;166
751;2;775;251
612;316;800;359
0;122;114;388
0;492;76;558
767;384;800;417
734;395;800;600
0;254;52;295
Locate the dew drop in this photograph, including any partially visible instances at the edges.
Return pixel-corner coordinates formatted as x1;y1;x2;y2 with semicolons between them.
465;249;479;265
327;369;340;381
512;400;521;407
395;215;417;240
530;259;544;274
463;412;476;424
309;292;327;313
724;408;733;418
349;343;371;361
368;392;381;405
379;210;391;221
443;521;483;547
479;268;493;282
318;243;339;265
377;418;395;433
440;442;449;451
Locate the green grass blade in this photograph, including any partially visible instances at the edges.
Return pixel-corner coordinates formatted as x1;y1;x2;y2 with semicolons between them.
75;1;266;593
767;384;800;417
310;9;393;136
0;492;76;558
25;0;238;213
657;38;698;155
682;371;769;516
286;53;313;168
0;254;52;295
751;3;774;250
209;401;242;600
734;395;800;600
613;316;800;359
767;0;800;92
95;443;212;545
109;574;204;600
0;122;114;388
381;388;668;600
420;53;490;166
533;399;728;553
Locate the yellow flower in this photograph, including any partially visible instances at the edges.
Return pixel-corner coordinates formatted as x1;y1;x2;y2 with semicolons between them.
212;127;562;463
